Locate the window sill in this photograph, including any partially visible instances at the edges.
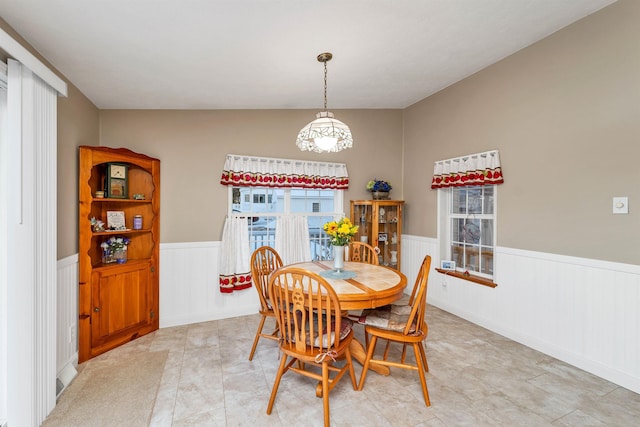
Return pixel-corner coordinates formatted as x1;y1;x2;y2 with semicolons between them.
435;268;498;288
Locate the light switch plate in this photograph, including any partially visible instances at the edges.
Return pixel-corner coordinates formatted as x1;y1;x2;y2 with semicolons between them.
613;197;628;214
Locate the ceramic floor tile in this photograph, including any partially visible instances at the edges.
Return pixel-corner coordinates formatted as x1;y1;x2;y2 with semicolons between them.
48;305;640;426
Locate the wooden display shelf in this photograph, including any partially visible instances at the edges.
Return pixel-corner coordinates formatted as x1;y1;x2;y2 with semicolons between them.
92;257;152;270
92;198;151;203
92;229;152;237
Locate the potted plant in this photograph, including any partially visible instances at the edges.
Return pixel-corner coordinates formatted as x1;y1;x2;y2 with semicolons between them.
366;179;392;200
101;236;130;264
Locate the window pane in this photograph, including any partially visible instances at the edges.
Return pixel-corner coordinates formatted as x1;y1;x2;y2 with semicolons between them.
291;189;334;213
248;215;276;250
480;247;494;275
481;219;493;244
465;245;479;271
451;188;467;214
310;215;333;261
467;188;483;214
483;185;494;214
451;218;464;243
463;219;480;244
451;244;463;266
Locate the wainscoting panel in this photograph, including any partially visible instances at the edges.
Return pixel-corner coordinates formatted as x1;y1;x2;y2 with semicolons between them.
56;254;78;373
402;234;640;394
56;237;639;396
159;241;259;328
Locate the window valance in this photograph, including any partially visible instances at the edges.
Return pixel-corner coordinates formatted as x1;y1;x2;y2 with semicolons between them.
431;150;504;189
220;154;349;189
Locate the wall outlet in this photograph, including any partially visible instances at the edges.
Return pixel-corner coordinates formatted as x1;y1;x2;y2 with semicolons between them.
69;325;76;343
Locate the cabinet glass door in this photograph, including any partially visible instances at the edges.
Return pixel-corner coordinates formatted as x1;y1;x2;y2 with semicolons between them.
375;203;400;268
353;204;373;245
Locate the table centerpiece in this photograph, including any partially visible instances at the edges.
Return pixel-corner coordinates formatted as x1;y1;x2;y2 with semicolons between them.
322;217;358;277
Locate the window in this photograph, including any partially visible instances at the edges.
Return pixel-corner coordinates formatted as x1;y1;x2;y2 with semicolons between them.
229;186;342;260
440;185;496;279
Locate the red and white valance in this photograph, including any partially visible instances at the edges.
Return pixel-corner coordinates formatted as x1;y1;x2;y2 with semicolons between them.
220;154;349;189
431;150;504;189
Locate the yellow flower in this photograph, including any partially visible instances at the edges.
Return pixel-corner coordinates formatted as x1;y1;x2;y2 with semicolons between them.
323;217;358;246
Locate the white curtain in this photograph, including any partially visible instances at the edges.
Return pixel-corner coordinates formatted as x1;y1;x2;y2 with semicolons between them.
218;216;252;293
275;215;312;265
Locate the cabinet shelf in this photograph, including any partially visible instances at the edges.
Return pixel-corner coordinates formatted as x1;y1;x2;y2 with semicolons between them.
92;229;152;237
92;257;152;270
92;198;152;204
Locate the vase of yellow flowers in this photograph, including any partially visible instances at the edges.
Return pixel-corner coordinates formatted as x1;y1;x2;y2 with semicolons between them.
323;217;358;272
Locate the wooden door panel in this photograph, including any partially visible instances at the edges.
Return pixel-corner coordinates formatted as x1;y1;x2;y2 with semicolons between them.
91;261;152;348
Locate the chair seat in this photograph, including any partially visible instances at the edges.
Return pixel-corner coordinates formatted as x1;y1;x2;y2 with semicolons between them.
357;303;417;334
286;314;354;348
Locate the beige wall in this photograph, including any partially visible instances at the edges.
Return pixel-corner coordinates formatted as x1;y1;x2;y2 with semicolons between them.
5;0;637;264
57;85;100;257
403;0;640;264
99;109;403;243
1;18;100;259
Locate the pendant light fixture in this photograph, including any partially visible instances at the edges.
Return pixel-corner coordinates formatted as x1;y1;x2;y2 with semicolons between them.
296;52;353;153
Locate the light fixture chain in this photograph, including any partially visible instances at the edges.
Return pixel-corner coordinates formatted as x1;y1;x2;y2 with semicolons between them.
323;60;328;111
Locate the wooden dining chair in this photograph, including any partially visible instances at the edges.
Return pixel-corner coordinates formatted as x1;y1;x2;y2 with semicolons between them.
357;255;432;406
248;246;283;361
267;267;357;427
347;241;379;265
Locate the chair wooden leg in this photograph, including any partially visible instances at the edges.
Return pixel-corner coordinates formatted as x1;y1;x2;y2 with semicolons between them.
383;340;391;360
249;315;267;361
420;342;429;372
413;343;431;407
322;362;330;427
345;347;357;390
357;335;378;391
266;354;288;414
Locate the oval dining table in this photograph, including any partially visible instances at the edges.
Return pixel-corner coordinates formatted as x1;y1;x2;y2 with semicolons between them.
284;260;408;376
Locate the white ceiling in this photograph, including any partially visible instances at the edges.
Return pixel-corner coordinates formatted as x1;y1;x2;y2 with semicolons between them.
0;0;616;110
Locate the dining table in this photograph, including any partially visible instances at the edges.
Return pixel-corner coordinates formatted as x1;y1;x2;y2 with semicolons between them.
286;260;408;376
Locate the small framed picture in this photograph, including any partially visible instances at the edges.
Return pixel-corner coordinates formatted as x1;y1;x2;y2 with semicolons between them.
106;211;126;230
378;232;388;243
440;260;456;270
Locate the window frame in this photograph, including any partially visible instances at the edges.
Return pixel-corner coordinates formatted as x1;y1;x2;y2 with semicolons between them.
438;185;497;283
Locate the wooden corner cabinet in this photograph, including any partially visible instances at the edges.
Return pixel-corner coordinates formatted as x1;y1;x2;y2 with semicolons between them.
78;146;160;362
350;200;404;271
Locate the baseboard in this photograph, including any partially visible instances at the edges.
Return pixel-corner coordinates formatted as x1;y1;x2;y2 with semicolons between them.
160;304;257;328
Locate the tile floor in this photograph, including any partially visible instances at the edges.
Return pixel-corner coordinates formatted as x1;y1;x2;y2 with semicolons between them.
61;306;640;426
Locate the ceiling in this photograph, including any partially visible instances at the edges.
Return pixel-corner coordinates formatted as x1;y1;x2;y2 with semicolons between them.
0;0;616;110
